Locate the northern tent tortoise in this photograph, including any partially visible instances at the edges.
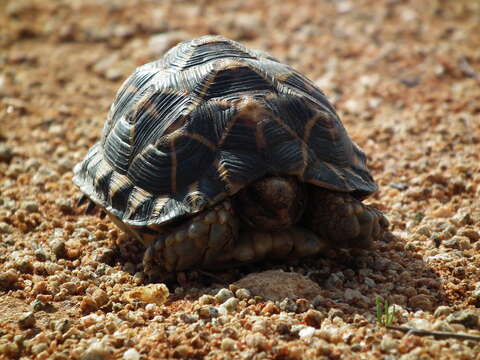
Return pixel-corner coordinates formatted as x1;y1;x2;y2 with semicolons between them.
73;35;389;279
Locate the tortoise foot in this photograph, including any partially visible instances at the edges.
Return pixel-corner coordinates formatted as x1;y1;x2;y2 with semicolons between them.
305;189;389;249
143;200;238;277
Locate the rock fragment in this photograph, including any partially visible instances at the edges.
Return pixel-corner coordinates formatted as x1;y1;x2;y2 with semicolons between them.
124;284;169;305
234;270;322;301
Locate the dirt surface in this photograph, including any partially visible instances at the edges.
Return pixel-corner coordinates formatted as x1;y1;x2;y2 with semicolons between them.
1;0;480;359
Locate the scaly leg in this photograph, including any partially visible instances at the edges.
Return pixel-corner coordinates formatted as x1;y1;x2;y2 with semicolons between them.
303;188;389;249
143;200;239;278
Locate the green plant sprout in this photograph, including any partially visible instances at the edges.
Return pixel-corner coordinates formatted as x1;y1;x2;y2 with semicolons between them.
376;297;396;326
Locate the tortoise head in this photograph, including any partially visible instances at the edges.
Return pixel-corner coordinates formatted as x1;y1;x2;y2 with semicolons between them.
234;176;305;231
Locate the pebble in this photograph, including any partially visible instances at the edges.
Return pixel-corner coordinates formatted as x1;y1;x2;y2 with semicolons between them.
225;14;261;40
173;345;191;358
472;282;480;306
221;297;239;312
458;228;479;242
80;297;99;314
304;309;325;328
328;308;345;321
0;222;13;234
0;144;13;163
18;312;36;329
221;338;236;351
50;238;66;259
124;284;169;305
434;305;452;317
104;68;125;82
295;298;310;313
312;294;327;308
279;298;297;312
298;326;315;339
234;270;322;301
364;277;376;288
408;318;432;330
33;280;49;295
179;313;198;324
317;324;341;343
34;248;48;261
198;294;215;305
123;348;140;360
198;306;219;319
81;341;113;360
245;333;269;350
21;200;39;213
344;288;366;302
31;343;48;355
447;310;479;329
416;225;431;237
441;238;458;249
0;269;18;289
56;198;74;213
251;319;269;334
31;299;48;312
408;294;434;312
261;302;279;315
215;288;234;304
325;272;344;289
235;288;252;300
55;319;71;333
15;258;34;274
432;320;453;332
57;157;74;174
380;336;398;353
93;53;119;76
148;31;190;58
92;289;109;307
0;342;19;358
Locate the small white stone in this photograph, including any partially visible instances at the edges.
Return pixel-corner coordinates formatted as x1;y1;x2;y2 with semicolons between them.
145;303;157;312
221;338;236;351
82;340;113;360
215;288;234;304
123;348;140;360
221;297;239;312
380;336;398;353
216;305;228;316
408;318;432;330
299;326;315;339
80;313;105;327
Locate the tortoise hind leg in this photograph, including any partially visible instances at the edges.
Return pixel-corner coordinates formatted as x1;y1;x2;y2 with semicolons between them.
143;200;239;279
303;188;389;249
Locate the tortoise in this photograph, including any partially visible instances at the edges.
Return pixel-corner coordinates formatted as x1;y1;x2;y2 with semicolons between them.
73;35;388;279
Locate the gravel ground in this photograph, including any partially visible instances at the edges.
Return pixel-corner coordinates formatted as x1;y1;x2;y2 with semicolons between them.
1;0;480;359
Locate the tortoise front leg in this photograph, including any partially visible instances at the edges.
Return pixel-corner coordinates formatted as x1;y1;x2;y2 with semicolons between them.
303;188;389;249
143;200;239;278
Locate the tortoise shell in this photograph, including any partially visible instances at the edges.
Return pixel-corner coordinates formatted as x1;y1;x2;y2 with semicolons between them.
73;35;377;227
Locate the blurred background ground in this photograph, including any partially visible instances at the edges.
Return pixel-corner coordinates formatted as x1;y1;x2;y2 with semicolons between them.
1;0;480;359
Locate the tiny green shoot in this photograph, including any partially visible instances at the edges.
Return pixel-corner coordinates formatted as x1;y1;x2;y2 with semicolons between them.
375;297;396;326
